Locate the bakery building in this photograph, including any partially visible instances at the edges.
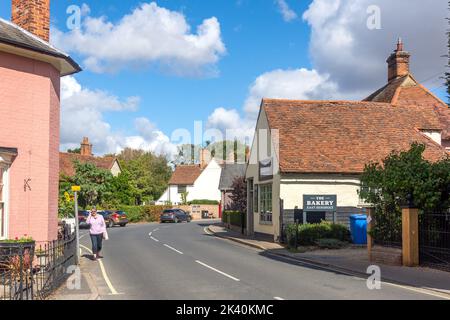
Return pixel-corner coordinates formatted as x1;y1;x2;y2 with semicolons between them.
245;41;449;242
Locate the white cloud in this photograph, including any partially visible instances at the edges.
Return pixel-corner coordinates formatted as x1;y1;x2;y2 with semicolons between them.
275;0;298;22
53;2;226;76
244;68;339;115
60;76;176;157
303;0;447;95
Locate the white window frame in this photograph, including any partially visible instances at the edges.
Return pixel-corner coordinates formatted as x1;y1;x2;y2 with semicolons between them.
0;163;10;240
259;184;273;225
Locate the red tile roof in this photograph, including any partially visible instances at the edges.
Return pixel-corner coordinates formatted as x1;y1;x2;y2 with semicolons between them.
169;165;203;185
262;99;447;174
365;75;450;139
59;152;118;177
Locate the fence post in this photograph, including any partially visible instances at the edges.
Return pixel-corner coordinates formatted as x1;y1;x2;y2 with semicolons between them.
303;211;307;225
402;207;419;267
295;221;299;250
366;207;375;261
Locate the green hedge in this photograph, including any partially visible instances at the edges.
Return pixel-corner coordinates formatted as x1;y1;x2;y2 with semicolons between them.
222;211;246;228
189;199;220;205
286;221;351;247
118;205;172;223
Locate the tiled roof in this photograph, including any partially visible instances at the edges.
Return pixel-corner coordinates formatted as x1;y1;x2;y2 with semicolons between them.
0;18;81;76
263;99;447;174
59;153;117;177
365;74;450;139
219;164;246;190
169;165;203;185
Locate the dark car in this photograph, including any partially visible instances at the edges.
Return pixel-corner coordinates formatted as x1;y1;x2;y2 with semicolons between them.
102;210;129;228
160;209;191;223
78;211;90;229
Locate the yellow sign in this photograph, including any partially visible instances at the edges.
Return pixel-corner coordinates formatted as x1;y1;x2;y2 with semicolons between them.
71;186;81;192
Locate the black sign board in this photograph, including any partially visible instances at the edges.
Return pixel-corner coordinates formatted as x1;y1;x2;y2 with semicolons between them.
303;195;337;212
259;158;273;181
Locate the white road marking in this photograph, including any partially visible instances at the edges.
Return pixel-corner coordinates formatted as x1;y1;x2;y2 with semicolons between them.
150;236;160;242
153;228;159;232
195;260;240;282
148;232;152;236
204;227;214;235
274;297;285;300
164;244;183;255
80;244;119;295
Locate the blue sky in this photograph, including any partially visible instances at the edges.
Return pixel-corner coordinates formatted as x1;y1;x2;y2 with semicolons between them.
1;1;447;155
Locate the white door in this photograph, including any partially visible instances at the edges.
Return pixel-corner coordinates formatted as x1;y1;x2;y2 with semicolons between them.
0;165;8;240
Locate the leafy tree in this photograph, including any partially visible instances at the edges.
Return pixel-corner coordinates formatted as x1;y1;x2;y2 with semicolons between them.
229;176;247;214
207;140;247;163
60;161;114;208
108;170;136;207
359;143;450;242
117;148;172;205
67;148;81;154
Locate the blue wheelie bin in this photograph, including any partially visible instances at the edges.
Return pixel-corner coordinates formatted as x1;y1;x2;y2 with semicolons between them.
349;214;367;245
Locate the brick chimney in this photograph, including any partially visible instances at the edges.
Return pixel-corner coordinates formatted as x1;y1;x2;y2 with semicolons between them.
386;38;410;82
200;148;211;169
80;137;93;157
12;0;51;42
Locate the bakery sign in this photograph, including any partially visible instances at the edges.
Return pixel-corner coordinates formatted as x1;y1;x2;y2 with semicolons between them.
303;195;337;212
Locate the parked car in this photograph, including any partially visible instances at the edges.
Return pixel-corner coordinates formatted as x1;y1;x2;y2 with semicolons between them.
78;211;90;229
160;209;191;223
102;210;129;228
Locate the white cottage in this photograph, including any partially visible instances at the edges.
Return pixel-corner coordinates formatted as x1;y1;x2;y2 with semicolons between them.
157;157;222;205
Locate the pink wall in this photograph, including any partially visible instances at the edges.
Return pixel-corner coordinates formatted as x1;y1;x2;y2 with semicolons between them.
0;51;60;242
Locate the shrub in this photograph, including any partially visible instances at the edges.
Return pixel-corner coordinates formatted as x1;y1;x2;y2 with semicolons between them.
142;205;172;222
118;205;145;223
315;238;349;249
189;199;219;205
222;211;246;227
118;205;171;223
286;221;350;246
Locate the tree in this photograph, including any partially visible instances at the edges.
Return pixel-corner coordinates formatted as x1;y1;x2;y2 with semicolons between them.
117;148;172;204
67;148;81;154
229;176;247;214
61;161;114;208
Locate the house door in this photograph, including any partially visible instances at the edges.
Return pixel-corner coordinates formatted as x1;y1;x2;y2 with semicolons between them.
0;165;8;239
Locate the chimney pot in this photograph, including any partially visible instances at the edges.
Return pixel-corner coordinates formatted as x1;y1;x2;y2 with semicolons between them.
80;137;93;156
387;38;410;82
12;0;51;42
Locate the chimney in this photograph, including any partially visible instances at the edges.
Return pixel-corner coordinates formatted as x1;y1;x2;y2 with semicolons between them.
200;149;211;169
80;137;93;157
12;0;51;42
386;38;410;82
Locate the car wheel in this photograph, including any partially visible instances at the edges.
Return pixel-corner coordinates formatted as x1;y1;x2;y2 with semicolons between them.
120;224;126;227
108;220;114;228
175;218;179;224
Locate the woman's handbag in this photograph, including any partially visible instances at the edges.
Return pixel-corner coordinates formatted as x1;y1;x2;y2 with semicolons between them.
103;230;109;240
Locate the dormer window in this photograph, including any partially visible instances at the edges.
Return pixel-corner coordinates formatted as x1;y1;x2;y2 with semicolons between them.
420;130;442;146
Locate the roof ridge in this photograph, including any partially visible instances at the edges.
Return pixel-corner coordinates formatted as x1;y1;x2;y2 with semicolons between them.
0;17;69;58
263;98;393;105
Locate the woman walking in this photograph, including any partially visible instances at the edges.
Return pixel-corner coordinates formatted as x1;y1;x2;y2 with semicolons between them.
86;207;106;261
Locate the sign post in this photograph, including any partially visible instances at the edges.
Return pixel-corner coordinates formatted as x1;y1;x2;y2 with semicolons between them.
72;186;81;265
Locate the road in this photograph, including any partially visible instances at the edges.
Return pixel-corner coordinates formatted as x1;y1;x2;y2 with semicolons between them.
80;220;441;300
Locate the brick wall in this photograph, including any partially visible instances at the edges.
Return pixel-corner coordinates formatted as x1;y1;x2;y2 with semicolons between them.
0;51;60;241
174;204;219;220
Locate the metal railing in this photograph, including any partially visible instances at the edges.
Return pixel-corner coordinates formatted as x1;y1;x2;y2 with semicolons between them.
419;211;450;271
0;230;76;300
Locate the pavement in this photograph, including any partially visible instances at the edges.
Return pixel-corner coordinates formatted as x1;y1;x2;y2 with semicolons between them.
51;220;449;300
207;223;450;298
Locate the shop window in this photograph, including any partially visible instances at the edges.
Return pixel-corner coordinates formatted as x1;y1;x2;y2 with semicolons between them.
259;184;272;224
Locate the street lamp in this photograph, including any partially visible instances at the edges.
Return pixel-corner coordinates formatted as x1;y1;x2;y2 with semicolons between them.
71;185;81;265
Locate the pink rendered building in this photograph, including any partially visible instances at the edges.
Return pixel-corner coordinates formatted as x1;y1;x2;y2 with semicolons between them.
0;0;80;242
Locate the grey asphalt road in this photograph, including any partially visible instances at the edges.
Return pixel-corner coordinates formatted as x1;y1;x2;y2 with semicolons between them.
80;221;442;300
